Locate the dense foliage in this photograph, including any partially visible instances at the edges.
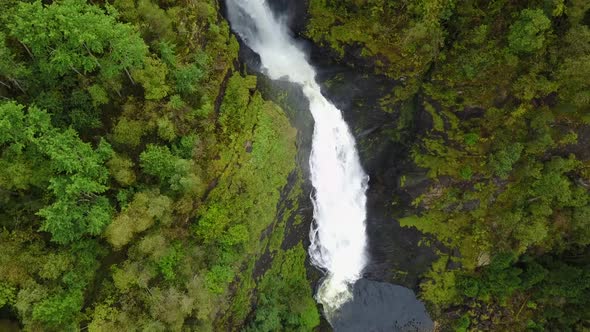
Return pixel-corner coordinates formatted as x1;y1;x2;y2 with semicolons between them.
0;0;319;331
307;0;590;330
4;0;590;330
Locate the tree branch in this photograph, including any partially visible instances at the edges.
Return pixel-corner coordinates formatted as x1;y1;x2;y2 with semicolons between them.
9;78;26;93
70;64;84;77
84;43;101;68
19;41;34;59
124;67;135;85
515;293;531;319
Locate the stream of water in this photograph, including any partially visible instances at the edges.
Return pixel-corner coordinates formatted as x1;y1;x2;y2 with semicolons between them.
225;0;369;318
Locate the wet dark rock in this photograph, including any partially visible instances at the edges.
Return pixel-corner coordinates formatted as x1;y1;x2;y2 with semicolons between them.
309;62;437;290
267;0;309;36
244;140;253;153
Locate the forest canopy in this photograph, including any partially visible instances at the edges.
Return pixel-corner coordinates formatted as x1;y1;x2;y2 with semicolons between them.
1;0;590;331
307;0;590;330
0;0;317;331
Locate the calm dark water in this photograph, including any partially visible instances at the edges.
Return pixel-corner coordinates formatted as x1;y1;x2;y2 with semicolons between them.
331;279;433;332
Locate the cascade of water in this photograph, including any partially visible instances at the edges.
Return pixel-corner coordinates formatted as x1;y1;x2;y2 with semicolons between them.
225;0;369;317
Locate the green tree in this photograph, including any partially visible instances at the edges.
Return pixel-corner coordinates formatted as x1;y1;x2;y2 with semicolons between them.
0;32;27;89
0;282;16;309
107;153;136;186
132;57;170;100
140;144;177;180
105;190;172;248
246;245;320;332
0;101;113;243
557;55;590;111
8;0;148;88
488;143;523;179
112;117;148;147
32;289;84;328
508;9;551;54
139;144;201;194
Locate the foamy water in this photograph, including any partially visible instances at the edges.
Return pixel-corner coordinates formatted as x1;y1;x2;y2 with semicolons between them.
225;0;369;318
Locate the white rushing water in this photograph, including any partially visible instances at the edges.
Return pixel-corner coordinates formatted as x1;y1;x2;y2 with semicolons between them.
225;0;369;316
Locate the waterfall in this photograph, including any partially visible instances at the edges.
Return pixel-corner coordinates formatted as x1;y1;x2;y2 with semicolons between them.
225;0;369;317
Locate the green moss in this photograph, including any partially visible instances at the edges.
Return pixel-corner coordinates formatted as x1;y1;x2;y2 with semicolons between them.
425;102;444;132
269;171;303;253
0;0;302;330
245;244;320;332
306;0;455;102
194;71;298;325
226;259;257;324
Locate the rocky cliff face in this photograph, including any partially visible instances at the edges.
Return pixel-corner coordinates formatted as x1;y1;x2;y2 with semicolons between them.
225;1;438;329
235;0;438;291
312;67;437;289
297;5;437;290
267;0;309;35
